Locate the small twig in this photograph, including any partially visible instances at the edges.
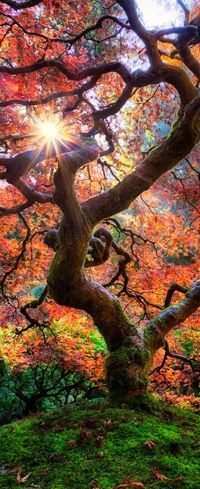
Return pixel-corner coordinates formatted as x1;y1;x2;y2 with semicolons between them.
104;240;131;292
172;170;200;215
164;283;188;308
186;157;199;176
177;0;190;24
150;340;200;376
0;213;30;300
18;285;48;333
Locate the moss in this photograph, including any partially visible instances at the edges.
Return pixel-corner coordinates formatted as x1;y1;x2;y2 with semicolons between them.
106;346;150;370
105;345;152;405
127;393;160;411
167;116;181;140
106;346;132;367
115;300;133;334
0;402;199;489
115;299;128;317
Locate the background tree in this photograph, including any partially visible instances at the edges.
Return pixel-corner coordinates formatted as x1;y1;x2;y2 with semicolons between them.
0;0;200;404
0;316;105;422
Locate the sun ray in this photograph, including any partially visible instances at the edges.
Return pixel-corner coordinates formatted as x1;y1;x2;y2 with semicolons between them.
29;114;78;164
25;113;90;186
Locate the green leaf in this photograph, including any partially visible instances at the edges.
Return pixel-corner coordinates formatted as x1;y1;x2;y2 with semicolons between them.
181;340;194;358
30;284;46;299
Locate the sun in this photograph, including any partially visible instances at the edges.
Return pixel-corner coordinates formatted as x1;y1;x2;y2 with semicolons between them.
38;120;60;143
30;114;73;159
33;116;64;146
29;114;81;167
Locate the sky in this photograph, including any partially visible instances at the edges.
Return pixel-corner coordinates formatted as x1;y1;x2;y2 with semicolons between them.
137;0;190;29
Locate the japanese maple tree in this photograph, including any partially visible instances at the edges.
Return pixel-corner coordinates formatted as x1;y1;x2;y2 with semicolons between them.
0;0;200;404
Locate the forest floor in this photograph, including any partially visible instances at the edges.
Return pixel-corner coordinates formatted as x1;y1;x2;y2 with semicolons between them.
0;399;199;489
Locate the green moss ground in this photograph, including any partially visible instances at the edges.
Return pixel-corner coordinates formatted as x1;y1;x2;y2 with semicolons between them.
0;401;199;489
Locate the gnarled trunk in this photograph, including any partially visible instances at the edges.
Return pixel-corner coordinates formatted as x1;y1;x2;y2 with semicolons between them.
47;228;154;403
105;341;153;404
45;138;200;405
47;230;200;405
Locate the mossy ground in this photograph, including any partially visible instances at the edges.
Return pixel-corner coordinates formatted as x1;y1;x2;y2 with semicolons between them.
0;400;199;489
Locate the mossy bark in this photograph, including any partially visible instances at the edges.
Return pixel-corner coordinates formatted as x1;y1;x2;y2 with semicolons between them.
45;104;200;405
106;342;153;405
47;233;200;405
47;231;155;403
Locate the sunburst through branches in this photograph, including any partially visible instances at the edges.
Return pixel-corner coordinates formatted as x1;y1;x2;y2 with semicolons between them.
25;114;84;176
32;115;73;155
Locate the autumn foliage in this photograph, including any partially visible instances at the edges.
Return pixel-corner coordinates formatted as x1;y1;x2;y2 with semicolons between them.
0;0;200;411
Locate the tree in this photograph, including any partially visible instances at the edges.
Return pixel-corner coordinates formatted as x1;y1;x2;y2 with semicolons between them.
0;361;93;420
0;0;200;405
0;317;105;421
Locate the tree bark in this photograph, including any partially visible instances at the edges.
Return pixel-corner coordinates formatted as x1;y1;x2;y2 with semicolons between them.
45;102;200;403
1;1;200;405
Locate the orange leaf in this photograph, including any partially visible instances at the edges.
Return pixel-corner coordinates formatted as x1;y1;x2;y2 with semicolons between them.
145;440;156;449
117;483;144;488
16;470;31;484
152;468;168;481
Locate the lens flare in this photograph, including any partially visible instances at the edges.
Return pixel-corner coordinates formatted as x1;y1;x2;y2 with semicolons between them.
38;120;60;143
33;116;65;147
30;115;72;160
29;115;83;173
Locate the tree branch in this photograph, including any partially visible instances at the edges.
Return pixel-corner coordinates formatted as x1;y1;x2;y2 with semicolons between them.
150;340;200;375
0;201;32;216
0;76;101;109
0;134;99;185
154;25;199;39
93;81;134;120
176;42;200;80
63;14;131;44
164;283;188;308
82;93;200;224
0;59;132;83
177;0;189;24
0;0;42;10
145;280;200;351
0;56;196;107
0;213;30;299
18;285;48;333
118;0;161;67
48;274;134;351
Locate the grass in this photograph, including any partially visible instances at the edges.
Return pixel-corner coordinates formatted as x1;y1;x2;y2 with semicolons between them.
0;399;199;489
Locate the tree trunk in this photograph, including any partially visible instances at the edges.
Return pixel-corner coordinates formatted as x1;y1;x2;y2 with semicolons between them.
48;255;154;404
105;341;153;404
48;237;200;405
45;118;200;406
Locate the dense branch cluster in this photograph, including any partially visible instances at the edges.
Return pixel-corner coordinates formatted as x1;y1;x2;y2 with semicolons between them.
0;0;200;400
